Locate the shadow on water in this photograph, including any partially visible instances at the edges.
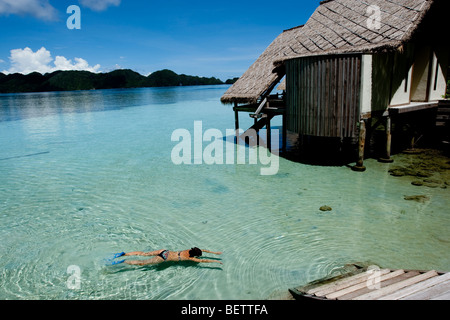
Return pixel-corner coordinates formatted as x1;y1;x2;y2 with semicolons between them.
223;125;357;167
204;178;230;194
285;136;359;167
105;260;223;274
148;260;223;272
227;115;450;167
0;151;50;161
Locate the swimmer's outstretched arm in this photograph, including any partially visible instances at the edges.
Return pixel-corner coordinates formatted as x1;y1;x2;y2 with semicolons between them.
202;249;223;255
190;258;223;265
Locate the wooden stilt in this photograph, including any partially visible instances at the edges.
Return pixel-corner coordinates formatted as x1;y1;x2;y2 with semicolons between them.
254;118;260;146
267;117;271;152
379;116;394;163
352;119;367;172
234;102;239;143
282;108;287;153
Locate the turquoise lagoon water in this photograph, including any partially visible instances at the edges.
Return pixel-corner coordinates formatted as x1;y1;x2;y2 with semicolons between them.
0;85;449;300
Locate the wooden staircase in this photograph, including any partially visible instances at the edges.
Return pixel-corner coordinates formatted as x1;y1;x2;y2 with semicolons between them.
240;114;275;148
436;101;450;148
436;100;450;128
233;94;286;151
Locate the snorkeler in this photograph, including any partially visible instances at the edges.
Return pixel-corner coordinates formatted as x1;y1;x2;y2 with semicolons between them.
111;247;223;266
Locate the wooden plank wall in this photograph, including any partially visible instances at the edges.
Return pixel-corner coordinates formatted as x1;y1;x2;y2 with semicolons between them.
286;54;362;138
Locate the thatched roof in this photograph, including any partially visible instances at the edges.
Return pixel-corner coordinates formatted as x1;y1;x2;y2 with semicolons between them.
274;0;440;64
220;27;301;104
221;0;446;105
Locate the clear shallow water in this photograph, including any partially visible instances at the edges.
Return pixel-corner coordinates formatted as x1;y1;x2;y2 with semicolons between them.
0;86;449;300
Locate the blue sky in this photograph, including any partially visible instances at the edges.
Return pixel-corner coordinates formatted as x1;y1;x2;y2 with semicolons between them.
0;0;319;80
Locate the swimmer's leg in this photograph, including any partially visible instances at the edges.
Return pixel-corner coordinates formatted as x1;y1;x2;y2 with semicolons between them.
124;250;164;257
124;251;147;256
124;256;164;266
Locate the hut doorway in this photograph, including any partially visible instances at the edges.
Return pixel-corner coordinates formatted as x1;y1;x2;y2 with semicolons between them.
411;46;433;102
411;46;449;103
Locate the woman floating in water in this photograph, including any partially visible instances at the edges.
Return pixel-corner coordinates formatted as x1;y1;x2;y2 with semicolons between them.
111;247;223;266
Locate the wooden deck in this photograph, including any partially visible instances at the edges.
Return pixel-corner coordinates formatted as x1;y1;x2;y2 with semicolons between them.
387;101;440;115
289;263;450;300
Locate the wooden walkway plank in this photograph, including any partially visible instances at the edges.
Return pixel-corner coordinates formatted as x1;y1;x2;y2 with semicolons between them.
353;270;438;300
380;272;450;300
326;269;404;300
404;280;450;300
306;268;389;296
289;263;449;301
337;271;419;300
306;271;368;295
431;291;450;300
313;269;392;297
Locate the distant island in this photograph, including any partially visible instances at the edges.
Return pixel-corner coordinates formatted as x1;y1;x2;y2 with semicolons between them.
0;69;238;94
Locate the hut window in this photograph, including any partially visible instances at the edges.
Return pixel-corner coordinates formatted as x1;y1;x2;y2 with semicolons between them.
404;58;410;93
433;58;439;91
404;68;409;93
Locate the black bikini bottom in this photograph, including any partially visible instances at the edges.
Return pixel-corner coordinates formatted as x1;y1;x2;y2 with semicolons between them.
158;250;169;261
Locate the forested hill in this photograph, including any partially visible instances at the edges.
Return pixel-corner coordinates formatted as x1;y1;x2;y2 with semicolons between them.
0;69;230;93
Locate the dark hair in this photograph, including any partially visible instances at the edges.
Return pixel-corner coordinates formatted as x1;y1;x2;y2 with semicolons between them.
189;247;202;257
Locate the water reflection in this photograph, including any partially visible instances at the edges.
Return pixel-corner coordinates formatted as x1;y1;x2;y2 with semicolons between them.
0;85;230;122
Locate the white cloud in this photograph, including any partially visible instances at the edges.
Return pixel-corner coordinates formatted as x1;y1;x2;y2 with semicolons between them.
79;0;121;11
54;56;101;72
0;0;58;20
2;47;101;74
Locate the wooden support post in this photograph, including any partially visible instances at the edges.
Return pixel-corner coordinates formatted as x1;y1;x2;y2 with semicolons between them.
352;119;367;172
282;108;287;154
267;117;271;152
386;116;393;160
234;102;239;143
379;116;394;163
254;118;259;146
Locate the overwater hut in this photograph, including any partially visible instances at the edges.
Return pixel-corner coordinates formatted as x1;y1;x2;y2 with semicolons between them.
221;0;450;170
